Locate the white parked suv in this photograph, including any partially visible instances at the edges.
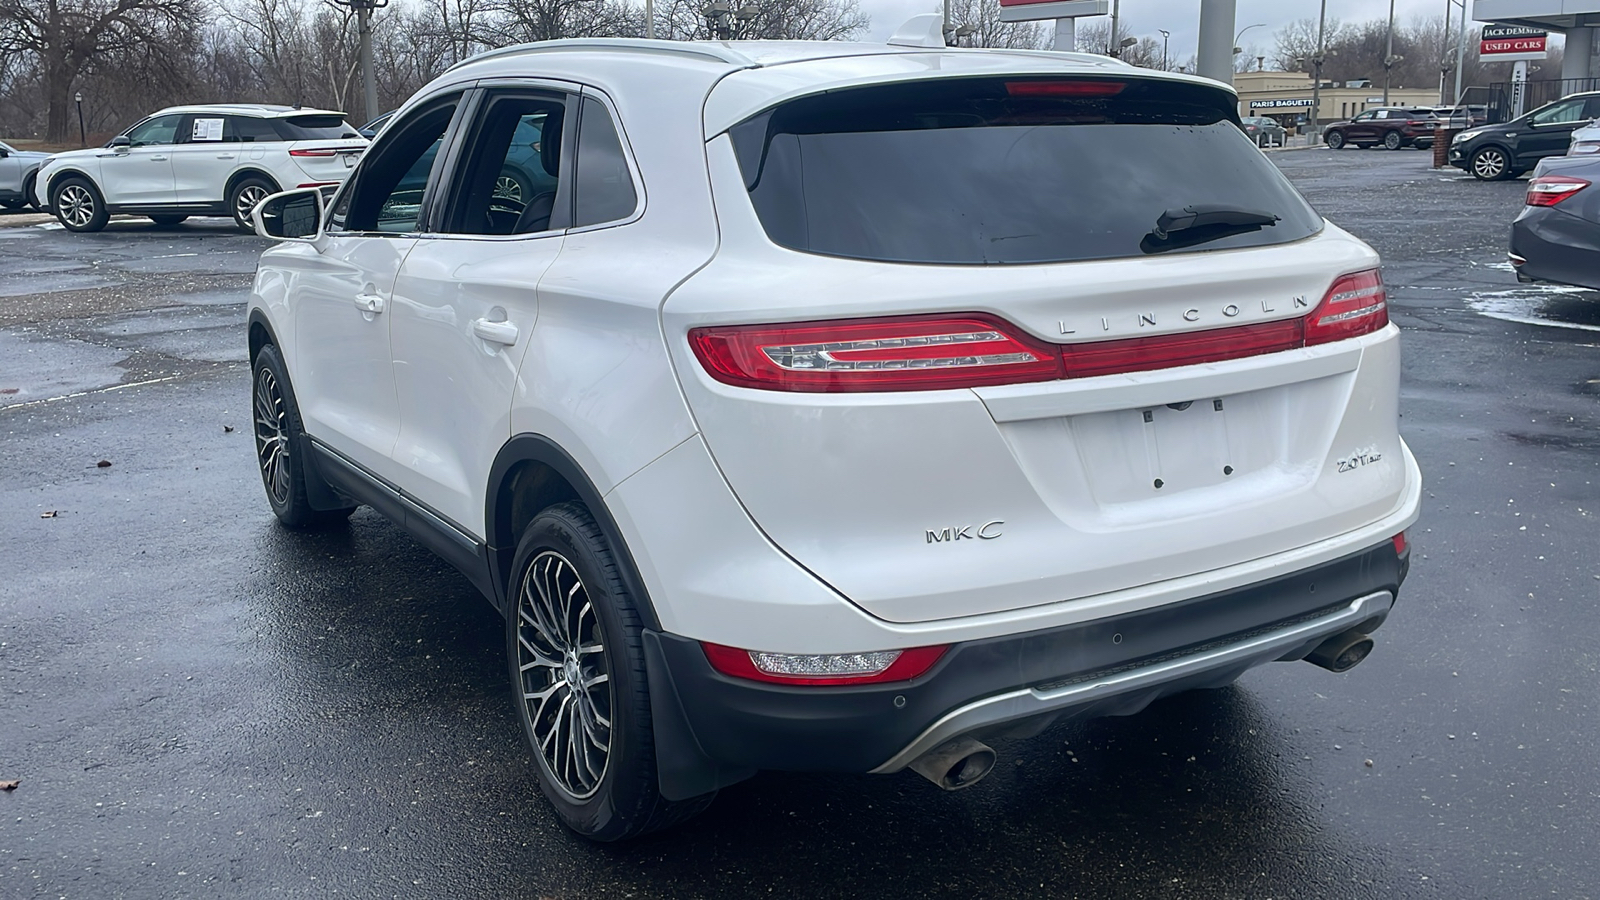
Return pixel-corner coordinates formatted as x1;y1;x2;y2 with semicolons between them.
246;27;1421;841
33;104;365;232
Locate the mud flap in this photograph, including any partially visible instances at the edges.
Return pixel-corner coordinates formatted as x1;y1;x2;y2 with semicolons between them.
642;630;755;801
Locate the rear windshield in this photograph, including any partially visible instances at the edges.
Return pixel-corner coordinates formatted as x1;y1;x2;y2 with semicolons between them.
274;114;359;141
728;77;1323;265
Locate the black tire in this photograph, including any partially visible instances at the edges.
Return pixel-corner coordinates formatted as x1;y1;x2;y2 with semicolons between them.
229;176;277;231
23;175;38;210
251;343;356;529
507;502;714;842
149;214;188;226
1470;146;1513;181
1383;130;1403;150
50;176;108;233
1326;131;1345;150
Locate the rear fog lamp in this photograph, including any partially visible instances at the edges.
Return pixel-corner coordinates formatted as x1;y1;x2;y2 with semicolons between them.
702;643;947;686
1525;175;1590;207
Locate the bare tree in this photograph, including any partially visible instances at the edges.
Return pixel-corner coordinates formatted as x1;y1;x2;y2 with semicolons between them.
654;0;866;41
944;0;1045;51
0;0;201;141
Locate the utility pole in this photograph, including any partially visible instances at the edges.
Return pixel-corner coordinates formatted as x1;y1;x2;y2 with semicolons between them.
1109;0;1121;56
1310;0;1327;144
1453;0;1468;104
1383;0;1396;104
331;0;389;124
647;0;655;39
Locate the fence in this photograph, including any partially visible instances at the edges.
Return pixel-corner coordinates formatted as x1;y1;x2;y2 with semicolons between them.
1483;78;1600;123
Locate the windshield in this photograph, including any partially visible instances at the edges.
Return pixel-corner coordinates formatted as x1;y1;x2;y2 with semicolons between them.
729;76;1322;266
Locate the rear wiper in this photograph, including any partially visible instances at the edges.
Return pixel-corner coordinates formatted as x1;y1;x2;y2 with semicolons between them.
1152;205;1279;239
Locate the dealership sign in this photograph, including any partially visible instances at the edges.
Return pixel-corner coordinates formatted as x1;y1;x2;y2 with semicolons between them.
1250;99;1313;109
997;0;1108;24
1480;24;1549;61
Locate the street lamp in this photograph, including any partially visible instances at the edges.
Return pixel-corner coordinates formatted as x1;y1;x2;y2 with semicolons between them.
74;92;86;148
1233;22;1266;55
1110;36;1136;58
1383;0;1397;104
1158;29;1170;70
329;0;390;124
703;0;757;40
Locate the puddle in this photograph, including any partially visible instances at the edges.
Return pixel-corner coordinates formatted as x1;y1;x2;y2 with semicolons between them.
0;329;131;403
84;305;248;363
1465;285;1600;333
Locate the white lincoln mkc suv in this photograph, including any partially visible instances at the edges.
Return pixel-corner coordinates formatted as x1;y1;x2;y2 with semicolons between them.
245;21;1421;841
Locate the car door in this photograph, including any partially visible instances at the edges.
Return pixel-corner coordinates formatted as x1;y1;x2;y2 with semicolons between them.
167;113;243;205
0;143;21;195
96;114;180;206
1523;97;1591;161
385;87;579;534
289;95;464;486
1346;110;1377;143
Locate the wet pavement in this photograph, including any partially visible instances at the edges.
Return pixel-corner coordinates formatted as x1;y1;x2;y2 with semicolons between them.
2;153;1598;899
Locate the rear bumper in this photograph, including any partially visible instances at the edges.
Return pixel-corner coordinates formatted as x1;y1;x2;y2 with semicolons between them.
645;538;1408;793
1510;206;1600;291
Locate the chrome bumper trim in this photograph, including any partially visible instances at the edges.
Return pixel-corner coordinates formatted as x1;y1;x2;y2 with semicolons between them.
870;590;1394;773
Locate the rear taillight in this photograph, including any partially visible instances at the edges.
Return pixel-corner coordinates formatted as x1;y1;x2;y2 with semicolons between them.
1525;175;1590;207
688;314;1065;393
1304;269;1388;346
289;148;340;157
1570;141;1600;156
701;643;948;686
691;271;1389;392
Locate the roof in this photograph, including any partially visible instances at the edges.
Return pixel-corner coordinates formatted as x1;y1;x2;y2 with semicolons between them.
151;104;347;119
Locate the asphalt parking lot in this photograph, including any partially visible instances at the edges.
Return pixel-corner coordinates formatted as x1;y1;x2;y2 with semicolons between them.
2;149;1598;899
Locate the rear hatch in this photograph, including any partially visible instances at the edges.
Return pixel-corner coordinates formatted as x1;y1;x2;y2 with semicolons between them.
276;113;367;182
665;68;1409;624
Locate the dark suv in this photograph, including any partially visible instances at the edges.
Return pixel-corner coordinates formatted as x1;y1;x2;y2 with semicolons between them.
1449;92;1600;180
1324;107;1440;151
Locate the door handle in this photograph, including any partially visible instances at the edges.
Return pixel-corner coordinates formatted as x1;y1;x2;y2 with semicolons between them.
472;318;519;346
150;155;169;161
216;153;237;159
354;293;385;314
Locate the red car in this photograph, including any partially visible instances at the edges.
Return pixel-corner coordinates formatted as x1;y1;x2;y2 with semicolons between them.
1324;107;1440;150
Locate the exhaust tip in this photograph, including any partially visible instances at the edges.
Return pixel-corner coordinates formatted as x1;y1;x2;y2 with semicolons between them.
908;737;997;791
1306;630;1374;673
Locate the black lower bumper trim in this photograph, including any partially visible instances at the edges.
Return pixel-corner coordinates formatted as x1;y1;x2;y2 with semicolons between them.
647;539;1407;792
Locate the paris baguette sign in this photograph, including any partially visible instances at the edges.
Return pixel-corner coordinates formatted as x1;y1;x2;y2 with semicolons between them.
1480;24;1548;62
999;0;1109;24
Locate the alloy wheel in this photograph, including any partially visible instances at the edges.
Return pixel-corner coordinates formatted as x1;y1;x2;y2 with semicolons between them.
235;184;270;223
494;175;523;203
58;184;95;228
516;550;612;800
1473;149;1506;179
253;366;291;507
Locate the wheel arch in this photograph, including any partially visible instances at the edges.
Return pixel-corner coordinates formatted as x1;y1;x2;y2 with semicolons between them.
247;308;280;363
486;433;661;630
45;167;100;201
227;168;282;199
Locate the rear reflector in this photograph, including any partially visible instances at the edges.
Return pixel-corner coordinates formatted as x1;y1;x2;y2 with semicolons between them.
1392;531;1408;556
1525;174;1590;207
701;643;948;686
1005;80;1127;97
689;269;1388;392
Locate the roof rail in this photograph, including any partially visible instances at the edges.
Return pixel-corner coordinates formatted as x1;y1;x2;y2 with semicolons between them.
445;38;757;74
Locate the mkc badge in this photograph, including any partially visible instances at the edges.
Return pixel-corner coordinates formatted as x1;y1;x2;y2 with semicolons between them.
926;521;1004;543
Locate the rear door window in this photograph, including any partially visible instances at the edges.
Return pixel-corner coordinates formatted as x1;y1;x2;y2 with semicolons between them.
729;77;1323;266
227;116;281;143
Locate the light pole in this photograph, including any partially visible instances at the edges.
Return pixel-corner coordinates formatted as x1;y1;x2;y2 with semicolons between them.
330;0;389;124
647;0;654;39
1309;0;1328;145
1453;0;1468;104
74;92;86;148
1383;0;1396;104
1109;0;1121;56
1234;22;1266;52
703;0;757;40
1159;29;1170;70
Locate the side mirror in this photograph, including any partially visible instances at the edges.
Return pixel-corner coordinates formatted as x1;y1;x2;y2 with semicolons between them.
0;147;9;158
109;136;131;151
253;188;325;243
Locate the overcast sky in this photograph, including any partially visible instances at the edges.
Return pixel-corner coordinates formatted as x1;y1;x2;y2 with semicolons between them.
863;0;1470;58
